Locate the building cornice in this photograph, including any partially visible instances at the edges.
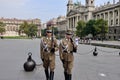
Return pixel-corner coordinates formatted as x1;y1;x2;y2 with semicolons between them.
93;3;120;14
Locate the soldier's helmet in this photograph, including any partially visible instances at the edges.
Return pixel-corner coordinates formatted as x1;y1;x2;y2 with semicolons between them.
46;27;52;33
66;29;72;35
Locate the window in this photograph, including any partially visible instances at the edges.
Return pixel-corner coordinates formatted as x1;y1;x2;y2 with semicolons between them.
85;15;88;21
109;36;111;39
13;26;15;31
97;15;100;19
111;20;113;25
101;14;104;19
91;1;93;4
109;11;113;18
115;10;118;16
114;29;116;34
86;1;88;4
105;13;108;19
114;36;116;39
116;19;118;25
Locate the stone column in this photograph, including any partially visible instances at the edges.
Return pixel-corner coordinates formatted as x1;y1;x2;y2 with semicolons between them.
69;18;71;29
73;17;75;28
118;7;120;26
108;12;110;26
68;18;70;29
74;17;76;31
72;17;74;29
70;18;71;29
71;17;74;29
70;18;72;29
104;13;105;20
7;26;9;31
75;16;78;28
99;14;101;19
94;15;96;20
77;16;79;21
69;18;70;29
113;10;115;26
73;17;75;30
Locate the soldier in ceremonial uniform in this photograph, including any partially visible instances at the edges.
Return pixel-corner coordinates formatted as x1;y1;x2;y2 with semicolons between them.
59;30;77;80
40;27;58;80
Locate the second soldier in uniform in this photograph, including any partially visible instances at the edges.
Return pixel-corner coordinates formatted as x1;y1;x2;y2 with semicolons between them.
59;30;77;80
40;27;58;80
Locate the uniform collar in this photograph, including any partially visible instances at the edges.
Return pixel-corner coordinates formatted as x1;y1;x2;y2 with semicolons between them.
47;37;51;40
65;38;70;41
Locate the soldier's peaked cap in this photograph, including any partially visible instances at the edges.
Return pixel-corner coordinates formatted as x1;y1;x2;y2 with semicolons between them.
46;27;52;32
66;29;72;35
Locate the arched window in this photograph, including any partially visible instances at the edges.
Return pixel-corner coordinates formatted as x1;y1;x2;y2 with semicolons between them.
116;19;118;25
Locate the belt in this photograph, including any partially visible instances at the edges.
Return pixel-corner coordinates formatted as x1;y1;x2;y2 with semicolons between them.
68;51;73;53
63;50;73;54
44;49;50;53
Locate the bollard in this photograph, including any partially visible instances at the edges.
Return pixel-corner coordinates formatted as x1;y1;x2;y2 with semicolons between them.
93;47;98;56
119;52;120;56
23;52;36;72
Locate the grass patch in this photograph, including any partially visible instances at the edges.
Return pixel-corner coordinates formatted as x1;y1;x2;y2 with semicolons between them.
2;36;31;39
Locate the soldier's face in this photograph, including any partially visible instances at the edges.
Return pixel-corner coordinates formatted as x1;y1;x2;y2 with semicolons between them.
66;34;72;39
46;31;52;37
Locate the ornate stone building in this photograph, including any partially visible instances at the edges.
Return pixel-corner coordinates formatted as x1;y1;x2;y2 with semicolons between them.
57;16;67;38
0;17;41;36
57;16;67;32
93;1;120;40
67;0;120;40
46;18;57;27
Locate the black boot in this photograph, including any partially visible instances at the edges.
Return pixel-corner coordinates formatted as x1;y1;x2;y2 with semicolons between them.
50;71;54;80
45;69;49;80
68;74;72;80
64;72;67;80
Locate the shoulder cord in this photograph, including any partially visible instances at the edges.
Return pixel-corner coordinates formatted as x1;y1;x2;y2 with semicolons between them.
41;38;48;50
60;40;68;52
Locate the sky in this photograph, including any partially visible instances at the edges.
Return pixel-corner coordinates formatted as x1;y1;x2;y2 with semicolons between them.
0;0;119;23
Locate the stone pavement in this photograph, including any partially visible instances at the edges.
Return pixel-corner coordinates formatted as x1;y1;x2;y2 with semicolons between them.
0;39;120;80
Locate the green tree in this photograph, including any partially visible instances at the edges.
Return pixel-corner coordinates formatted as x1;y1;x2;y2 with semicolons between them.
41;29;46;36
84;20;97;37
19;21;29;35
53;27;58;36
95;19;108;40
19;21;38;38
76;20;86;37
0;22;6;35
27;24;38;37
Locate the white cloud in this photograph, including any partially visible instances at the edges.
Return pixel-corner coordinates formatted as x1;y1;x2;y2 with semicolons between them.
0;0;29;6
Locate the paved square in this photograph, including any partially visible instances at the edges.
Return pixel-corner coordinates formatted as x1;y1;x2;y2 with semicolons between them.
0;39;120;80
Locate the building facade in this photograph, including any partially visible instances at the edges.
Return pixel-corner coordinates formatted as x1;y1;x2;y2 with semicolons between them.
46;18;57;27
0;17;41;37
67;0;120;40
57;16;67;38
93;1;120;40
44;16;67;38
57;16;67;32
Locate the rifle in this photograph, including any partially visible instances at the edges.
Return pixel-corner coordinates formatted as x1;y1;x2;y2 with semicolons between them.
50;27;55;53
